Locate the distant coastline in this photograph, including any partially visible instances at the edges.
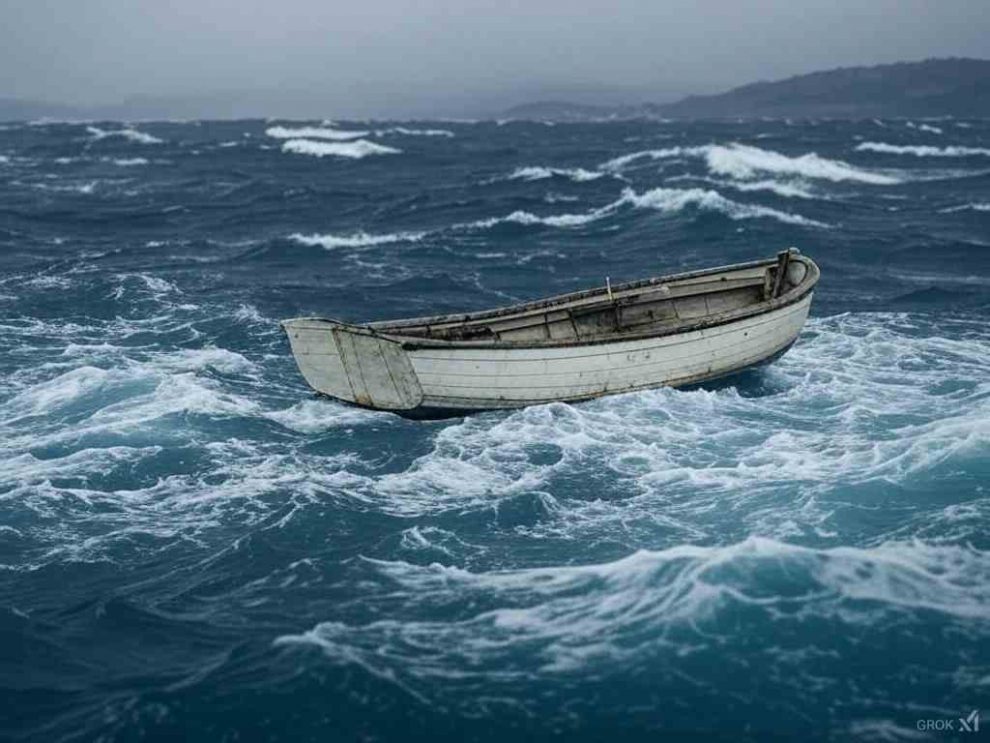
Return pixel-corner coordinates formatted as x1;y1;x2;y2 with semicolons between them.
2;57;988;122
504;58;990;121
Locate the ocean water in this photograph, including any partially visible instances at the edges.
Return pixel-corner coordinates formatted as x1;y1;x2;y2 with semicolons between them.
1;117;988;742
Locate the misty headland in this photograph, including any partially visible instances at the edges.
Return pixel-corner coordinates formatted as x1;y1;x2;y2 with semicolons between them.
2;58;989;122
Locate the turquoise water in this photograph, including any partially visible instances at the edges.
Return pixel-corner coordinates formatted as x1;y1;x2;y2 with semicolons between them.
1;118;988;741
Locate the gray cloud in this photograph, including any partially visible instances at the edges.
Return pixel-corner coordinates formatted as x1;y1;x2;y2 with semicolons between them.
1;0;988;117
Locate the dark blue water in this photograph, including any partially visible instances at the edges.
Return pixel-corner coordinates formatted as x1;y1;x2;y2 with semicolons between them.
1;118;988;742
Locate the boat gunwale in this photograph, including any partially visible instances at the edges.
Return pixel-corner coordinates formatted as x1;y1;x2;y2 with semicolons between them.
373;255;780;330
283;254;819;351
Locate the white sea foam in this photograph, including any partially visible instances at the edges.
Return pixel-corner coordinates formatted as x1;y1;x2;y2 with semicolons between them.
508;166;606;183
600;147;683;170
468;209;604;229
265;125;369;141
105;157;149;167
713;178;816;199
280;139;401;159
603;143;898;184
618;186;827;226
35;181;99;195
856;142;990;157
290;230;426;249
2;309;986;582
313;313;988;527
939;202;990;213
86;126;163;145
471;183;824;230
275;537;990;701
701;144;898;183
266;399;394;433
377;126;455;137
543;193;580;203
905;122;943;135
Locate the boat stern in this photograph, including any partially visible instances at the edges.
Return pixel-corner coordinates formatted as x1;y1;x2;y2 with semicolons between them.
281;318;424;411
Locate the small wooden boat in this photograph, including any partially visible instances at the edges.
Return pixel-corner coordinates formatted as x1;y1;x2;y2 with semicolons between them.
282;249;819;417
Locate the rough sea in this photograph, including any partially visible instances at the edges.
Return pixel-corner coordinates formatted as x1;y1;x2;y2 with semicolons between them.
1;117;988;742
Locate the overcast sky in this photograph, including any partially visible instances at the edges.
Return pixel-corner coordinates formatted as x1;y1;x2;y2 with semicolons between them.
1;0;988;116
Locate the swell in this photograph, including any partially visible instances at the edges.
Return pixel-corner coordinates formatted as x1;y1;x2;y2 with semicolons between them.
2;312;985;571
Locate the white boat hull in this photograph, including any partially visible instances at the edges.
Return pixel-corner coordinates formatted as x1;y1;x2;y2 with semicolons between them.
282;254;818;417
407;294;811;412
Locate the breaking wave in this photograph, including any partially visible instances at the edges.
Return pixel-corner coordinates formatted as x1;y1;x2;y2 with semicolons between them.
507;166;607;183
603;143;899;184
313;313;988;522
290;231;426;249
906;122;943;135
377;126;455;137
718;179;817;199
620;186;827;226
265;125;369;141
281;139;401;159
468;186;825;230
86;126;163;145
105;157;149;167
939;202;990;214
856;142;990;157
276;537;990;703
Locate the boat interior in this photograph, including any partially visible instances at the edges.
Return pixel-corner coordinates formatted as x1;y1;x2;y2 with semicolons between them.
370;251;815;345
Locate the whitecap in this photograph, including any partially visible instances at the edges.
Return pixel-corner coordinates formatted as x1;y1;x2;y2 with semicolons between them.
702;144;898;184
507;166;606;183
377;126;455;137
544;193;580;203
600;147;683;171
618;186;827;226
265;125;369;141
939;202;990;213
274;537;990;699
905;122;943;135
31;181;99;194
468;207;611;229
86;126;163;145
266;399;393;433
290;230;425;249
280;139;401;159
856;142;990;157
469;183;824;230
715;179;817;199
105;157;149;167
317;314;987;527
603;143;898;184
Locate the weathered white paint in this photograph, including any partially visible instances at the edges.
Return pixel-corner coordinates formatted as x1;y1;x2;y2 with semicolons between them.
282;252;819;416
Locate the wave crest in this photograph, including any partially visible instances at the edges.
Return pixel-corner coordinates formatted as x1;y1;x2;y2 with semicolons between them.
265;125;369;141
289;231;426;249
274;536;990;705
508;166;607;183
603;143;898;184
86;126;162;145
619;186;827;226
281;139;401;159
856;142;990;157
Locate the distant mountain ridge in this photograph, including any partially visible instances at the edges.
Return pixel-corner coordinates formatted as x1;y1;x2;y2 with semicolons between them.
504;58;990;120
2;58;989;122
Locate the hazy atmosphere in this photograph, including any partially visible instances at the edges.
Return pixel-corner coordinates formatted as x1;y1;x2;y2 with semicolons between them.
2;0;990;117
3;0;990;740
